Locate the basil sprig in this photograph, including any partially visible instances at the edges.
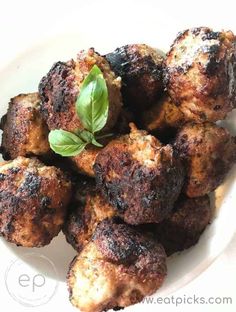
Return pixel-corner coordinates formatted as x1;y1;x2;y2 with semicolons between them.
76;64;108;134
48;65;109;157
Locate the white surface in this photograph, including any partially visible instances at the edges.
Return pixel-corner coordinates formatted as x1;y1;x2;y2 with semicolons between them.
0;1;236;311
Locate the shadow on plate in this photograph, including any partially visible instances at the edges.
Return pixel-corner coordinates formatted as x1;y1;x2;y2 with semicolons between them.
2;232;76;282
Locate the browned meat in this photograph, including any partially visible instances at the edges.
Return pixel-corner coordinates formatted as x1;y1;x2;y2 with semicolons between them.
0;157;72;247
0;93;50;160
39;48;122;133
70;108;135;177
106;44;164;112
63;178;116;252
165;27;236;122
154;195;212;256
94;124;185;224
67;218;167;312
142;94;185;134
70;146;100;177
174;122;236;197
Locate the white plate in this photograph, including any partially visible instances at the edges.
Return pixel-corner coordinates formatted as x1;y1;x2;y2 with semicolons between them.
0;11;236;312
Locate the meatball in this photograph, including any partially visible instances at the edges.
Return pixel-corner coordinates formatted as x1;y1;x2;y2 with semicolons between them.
94;124;185;224
63;178;116;252
39;48;122;133
70;147;100;177
142;94;184;136
174;122;236;197
67;218;167;312
154;195;212;256
0;93;50;160
106;44;164;112
70;109;134;177
70;134;115;177
0;157;72;247
165;27;236;122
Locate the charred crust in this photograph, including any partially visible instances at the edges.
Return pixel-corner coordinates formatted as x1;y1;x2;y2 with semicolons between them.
39;50;122;133
92;218;167;273
106;46;132;79
63;197;89;252
39;60;77;128
0;93;50;159
0;157;72;247
0;173;6;181
63;177;116;252
174;122;236;197
165;27;236;121
155;195;212;255
0;114;7;130
94;140;185;224
19;172;42;196
201;30;221;40
67;218;167;311
106;44;164;112
40;196;51;208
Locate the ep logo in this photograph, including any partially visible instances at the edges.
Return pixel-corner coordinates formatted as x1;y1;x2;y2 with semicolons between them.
5;253;58;307
18;273;46;292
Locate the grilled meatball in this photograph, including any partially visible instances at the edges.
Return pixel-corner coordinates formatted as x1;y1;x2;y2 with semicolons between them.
142;94;184;135
94;124;185;224
67;218;167;312
165;27;236;122
70;147;100;177
174;122;236;197
0;157;72;247
0;93;50;160
39;48;122;133
63;178;116;252
106;44;164;112
154;195;212;256
70;109;134;177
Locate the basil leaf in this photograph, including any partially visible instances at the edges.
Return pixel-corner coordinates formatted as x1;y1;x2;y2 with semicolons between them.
49;129;87;157
76;129;103;147
91;137;103;147
76;65;109;134
76;129;94;143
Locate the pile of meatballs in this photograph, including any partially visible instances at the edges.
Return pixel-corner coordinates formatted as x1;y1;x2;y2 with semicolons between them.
1;27;236;312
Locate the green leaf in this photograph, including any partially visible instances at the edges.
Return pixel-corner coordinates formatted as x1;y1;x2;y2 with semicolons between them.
76;129;103;147
76;129;94;143
48;129;87;157
76;64;109;134
91;137;103;147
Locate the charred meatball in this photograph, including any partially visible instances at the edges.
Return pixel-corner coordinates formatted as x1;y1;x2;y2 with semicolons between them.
106;44;164;112
0;93;50;160
70;109;134;177
0;157;72;247
39;48;122;133
70;147;100;177
67;218;167;312
165;27;236;122
94;124;185;224
70;135;115;177
63;178;116;252
154;195;212;256
174;122;236;197
142;94;185;137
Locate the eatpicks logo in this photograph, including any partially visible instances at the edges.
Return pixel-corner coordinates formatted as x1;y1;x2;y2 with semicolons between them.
5;253;58;307
141;294;233;306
